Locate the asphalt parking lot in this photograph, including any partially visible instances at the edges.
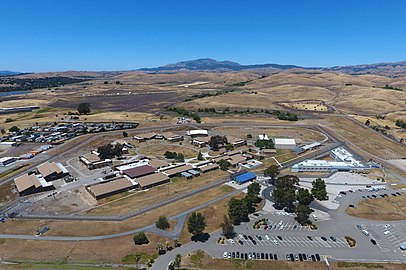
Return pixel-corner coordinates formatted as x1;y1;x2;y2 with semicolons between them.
361;223;406;255
203;186;406;263
225;234;349;249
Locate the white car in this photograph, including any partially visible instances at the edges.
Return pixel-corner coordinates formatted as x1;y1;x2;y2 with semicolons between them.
223;251;228;258
384;230;390;235
229;239;235;244
238;234;244;240
280;225;284;230
265;235;270;240
273;239;279;245
384;224;390;229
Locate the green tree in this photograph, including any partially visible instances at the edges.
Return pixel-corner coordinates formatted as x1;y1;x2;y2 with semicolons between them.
122;131;128;137
176;153;184;162
264;165;280;184
224;143;234;151
133;232;149;245
5;118;13;123
209;135;228;151
296;188;314;206
220;215;234;238
247;182;261;200
155;215;170;230
77;102;91;114
173;254;182;270
156;242;164;254
228;198;249;224
311;178;328;201
218;159;231;170
9;126;20;133
272;188;297;212
365;119;371;126
272;175;299;212
173;238;180;248
197;151;204;160
295;204;312;225
187;212;206;237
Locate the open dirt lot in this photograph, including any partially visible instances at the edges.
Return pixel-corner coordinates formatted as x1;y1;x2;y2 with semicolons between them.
346;194;406;221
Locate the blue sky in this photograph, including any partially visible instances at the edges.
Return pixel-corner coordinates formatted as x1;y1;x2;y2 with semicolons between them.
1;0;406;72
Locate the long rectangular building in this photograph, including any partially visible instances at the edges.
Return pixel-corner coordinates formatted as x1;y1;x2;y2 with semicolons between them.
86;178;136;200
136;172;170;189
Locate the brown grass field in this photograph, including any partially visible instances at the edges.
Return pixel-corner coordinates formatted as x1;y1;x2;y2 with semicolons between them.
346;194;406;220
137;143;199;159
0;184;237;237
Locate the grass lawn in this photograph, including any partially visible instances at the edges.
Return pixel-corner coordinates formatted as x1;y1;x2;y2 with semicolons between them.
346;194;406;220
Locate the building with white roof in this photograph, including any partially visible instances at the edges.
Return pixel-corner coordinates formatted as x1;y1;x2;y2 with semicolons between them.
258;134;269;141
274;138;296;149
186;129;208;137
291;147;370;173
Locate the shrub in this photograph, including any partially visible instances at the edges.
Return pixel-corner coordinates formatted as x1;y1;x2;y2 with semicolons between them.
133;232;149;245
344;236;356;248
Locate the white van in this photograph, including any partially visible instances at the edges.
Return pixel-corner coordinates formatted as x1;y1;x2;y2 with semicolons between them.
362;230;369;236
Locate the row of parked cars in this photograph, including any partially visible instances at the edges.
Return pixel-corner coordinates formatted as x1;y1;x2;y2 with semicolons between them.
223;251;279;260
285;253;321;262
222;251;322;262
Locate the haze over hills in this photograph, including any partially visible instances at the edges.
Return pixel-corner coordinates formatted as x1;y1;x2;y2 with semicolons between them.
0;70;21;76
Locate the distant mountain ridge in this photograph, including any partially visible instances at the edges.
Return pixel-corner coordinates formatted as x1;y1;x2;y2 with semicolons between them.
0;70;21;76
138;58;406;76
139;58;302;72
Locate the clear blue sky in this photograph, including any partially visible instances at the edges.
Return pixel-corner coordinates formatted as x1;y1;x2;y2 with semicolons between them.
1;0;406;72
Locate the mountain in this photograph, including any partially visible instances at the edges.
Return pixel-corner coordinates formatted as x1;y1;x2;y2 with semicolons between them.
139;58;406;76
322;61;406;76
139;58;302;72
0;70;22;76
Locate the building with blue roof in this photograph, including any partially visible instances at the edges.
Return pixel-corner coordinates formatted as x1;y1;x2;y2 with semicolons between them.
230;171;257;184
